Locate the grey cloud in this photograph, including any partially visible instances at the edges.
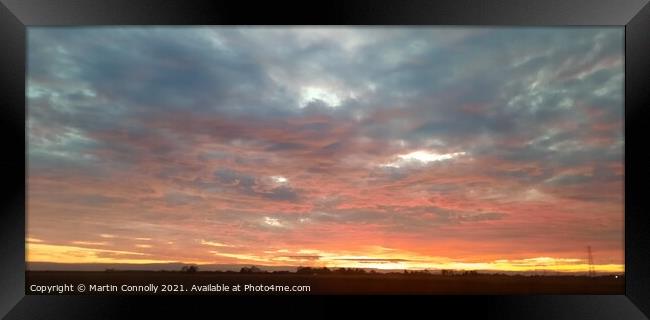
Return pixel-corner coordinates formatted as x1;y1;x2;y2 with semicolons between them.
301;205;508;233
28;27;623;173
214;168;300;202
164;192;204;206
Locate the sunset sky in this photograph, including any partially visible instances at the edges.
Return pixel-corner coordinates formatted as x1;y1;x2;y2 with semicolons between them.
27;27;624;273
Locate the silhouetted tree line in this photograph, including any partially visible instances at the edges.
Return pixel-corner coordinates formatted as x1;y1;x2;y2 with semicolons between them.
240;266;262;273
296;267;372;274
440;269;478;276
225;266;484;275
181;265;199;273
403;269;434;275
239;266;290;274
101;266;619;278
296;267;332;274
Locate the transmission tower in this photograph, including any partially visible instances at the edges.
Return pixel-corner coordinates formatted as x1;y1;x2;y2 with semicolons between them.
587;246;595;277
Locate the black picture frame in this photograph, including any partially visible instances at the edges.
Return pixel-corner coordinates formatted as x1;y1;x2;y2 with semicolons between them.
1;0;648;318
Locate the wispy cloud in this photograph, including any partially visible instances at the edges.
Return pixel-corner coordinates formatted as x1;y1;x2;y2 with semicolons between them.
200;240;236;248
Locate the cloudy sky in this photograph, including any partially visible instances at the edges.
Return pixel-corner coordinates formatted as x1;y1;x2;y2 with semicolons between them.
26;27;624;273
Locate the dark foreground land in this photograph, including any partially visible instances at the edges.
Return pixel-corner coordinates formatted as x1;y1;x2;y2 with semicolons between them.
26;271;624;295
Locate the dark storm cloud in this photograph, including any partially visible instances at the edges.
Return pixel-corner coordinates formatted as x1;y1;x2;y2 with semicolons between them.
29;28;280;114
28;28;623;173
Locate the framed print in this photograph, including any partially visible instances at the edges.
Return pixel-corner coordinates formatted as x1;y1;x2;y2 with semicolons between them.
1;0;649;319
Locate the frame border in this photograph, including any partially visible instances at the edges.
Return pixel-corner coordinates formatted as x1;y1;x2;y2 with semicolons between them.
1;0;648;318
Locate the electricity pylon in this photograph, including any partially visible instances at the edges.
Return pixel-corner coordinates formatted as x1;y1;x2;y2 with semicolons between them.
587;246;595;277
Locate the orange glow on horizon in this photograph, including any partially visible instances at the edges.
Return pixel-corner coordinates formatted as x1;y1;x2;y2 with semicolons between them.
26;241;624;274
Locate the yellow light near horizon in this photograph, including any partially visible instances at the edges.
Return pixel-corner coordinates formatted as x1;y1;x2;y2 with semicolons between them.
27;243;171;265
25;242;625;274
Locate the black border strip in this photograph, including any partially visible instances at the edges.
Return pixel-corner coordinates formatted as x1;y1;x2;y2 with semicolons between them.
1;0;649;25
0;0;25;317
625;1;650;317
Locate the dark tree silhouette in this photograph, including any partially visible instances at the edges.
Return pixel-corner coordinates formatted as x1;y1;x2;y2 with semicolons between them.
181;265;199;273
240;266;262;273
441;269;455;276
296;266;333;274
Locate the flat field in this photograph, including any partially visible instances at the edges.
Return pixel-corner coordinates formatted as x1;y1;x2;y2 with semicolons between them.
26;271;624;295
